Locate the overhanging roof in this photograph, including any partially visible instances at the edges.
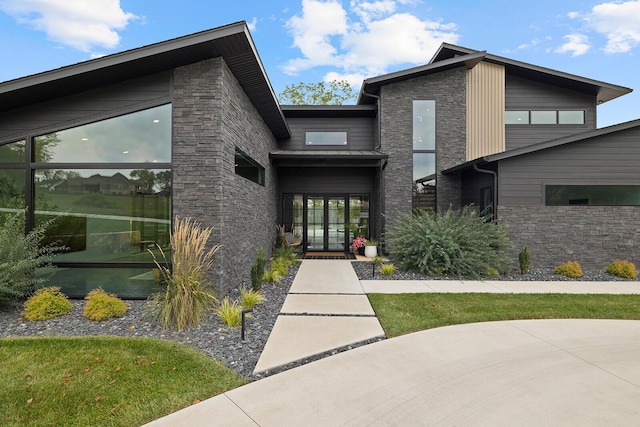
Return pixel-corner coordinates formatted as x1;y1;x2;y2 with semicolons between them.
443;117;640;174
431;43;632;105
359;51;487;104
270;149;387;167
0;21;290;139
281;104;377;118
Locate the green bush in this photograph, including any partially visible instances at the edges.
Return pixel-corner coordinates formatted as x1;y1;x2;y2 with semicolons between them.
386;207;512;278
263;268;282;284
272;244;299;266
518;246;531;275
270;258;289;277
23;287;72;321
83;288;128;321
372;256;384;267
146;217;219;331
216;298;242;326
380;263;395;276
240;288;266;309
0;210;62;307
251;246;266;292
605;260;638;279
554;261;583;278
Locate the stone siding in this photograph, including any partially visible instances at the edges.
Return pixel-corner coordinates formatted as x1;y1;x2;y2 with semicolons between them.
500;205;640;270
172;58;277;294
379;67;466;232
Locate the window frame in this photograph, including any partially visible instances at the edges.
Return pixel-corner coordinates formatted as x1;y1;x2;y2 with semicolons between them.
304;131;348;146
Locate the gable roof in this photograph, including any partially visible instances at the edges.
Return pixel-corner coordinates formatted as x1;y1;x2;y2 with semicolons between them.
443;117;640;174
0;21;290;139
359;43;631;105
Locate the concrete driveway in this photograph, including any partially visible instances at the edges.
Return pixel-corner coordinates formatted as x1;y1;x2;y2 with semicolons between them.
144;318;640;426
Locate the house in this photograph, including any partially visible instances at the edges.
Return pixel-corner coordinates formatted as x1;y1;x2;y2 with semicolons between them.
0;21;637;298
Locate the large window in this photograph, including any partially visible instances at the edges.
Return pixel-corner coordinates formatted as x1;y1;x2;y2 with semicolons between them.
235;148;265;185
546;185;640;206
1;104;172;297
413;100;436;210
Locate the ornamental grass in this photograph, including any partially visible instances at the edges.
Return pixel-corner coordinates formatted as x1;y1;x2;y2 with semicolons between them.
146;217;220;331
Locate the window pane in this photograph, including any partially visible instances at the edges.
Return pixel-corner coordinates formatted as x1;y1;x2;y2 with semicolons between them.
0;140;26;163
235;148;265;185
34;104;171;163
35;169;171;263
505;111;529;124
0;169;25;211
531;111;556;124
546;185;640;206
558;110;584;124
413;100;435;149
46;267;162;299
305;131;347;145
413;153;436;209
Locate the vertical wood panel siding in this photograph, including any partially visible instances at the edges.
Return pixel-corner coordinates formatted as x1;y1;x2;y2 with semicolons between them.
466;62;505;160
279;117;376;151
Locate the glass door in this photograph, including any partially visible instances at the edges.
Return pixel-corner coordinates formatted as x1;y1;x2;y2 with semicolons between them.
305;196;347;252
306;196;325;251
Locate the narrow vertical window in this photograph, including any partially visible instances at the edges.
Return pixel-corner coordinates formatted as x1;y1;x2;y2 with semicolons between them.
413;100;436;211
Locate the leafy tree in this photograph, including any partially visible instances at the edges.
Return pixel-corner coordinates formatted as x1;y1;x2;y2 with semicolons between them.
130;170;156;194
279;80;355;105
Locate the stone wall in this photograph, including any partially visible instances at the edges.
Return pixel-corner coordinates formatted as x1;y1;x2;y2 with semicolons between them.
172;58;277;295
379;67;467;232
500;205;640;270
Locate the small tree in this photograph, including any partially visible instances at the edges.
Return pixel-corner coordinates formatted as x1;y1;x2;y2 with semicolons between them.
0;210;62;307
251;245;266;292
279;80;355;105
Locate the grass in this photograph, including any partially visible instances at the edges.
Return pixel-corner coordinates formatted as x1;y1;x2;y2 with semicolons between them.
0;336;247;427
368;293;640;338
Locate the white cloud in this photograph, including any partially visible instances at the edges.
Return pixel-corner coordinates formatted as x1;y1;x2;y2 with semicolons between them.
0;0;138;52
247;17;258;32
555;33;591;56
567;11;580;19
282;0;460;80
586;1;640;53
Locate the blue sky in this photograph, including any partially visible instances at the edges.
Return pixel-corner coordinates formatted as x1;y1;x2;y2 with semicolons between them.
0;0;639;127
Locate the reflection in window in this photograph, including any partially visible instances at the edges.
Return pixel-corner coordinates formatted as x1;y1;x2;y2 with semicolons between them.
35;169;171;264
0;169;26;211
305;131;348;145
34;104;171;163
413;100;436;210
235;148;265;185
0;140;26;163
413;100;435;150
546;185;640;206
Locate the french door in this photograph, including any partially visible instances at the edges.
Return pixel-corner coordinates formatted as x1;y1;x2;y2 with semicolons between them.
306;196;346;252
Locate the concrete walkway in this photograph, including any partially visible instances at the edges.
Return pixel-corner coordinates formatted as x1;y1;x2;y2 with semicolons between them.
144;260;640;426
253;260;385;374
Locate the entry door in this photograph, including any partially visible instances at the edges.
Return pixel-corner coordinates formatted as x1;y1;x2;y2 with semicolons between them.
306;196;346;252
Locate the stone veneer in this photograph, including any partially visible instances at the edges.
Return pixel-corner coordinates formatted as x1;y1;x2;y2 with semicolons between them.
379;67;467;231
500;205;640;270
172;58;277;295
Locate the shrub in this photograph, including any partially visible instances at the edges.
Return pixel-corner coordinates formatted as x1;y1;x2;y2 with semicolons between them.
146;217;219;331
263;268;282;284
386;207;512;278
240;288;266;309
251;246;266;292
83;288;128;321
216;298;242;326
272;244;299;266
364;239;377;247
380;264;395;276
605;260;638;279
23;287;72;321
519;246;531;275
372;256;384;267
270;258;289;277
0;211;62;307
554;261;584;278
486;267;500;277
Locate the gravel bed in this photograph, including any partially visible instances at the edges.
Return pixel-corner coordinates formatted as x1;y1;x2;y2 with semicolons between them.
0;265;298;381
352;261;634;282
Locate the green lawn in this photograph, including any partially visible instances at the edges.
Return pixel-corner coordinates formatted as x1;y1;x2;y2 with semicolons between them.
369;293;640;338
0;336;247;427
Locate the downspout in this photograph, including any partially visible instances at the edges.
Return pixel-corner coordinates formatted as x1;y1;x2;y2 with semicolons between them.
473;163;498;221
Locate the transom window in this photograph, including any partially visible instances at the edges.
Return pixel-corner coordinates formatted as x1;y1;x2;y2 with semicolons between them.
305;131;348;145
505;110;585;125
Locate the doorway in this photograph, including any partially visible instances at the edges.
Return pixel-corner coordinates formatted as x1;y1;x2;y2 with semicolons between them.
282;194;370;253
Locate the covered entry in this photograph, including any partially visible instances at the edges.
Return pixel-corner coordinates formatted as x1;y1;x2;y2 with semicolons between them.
282;194;370;253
